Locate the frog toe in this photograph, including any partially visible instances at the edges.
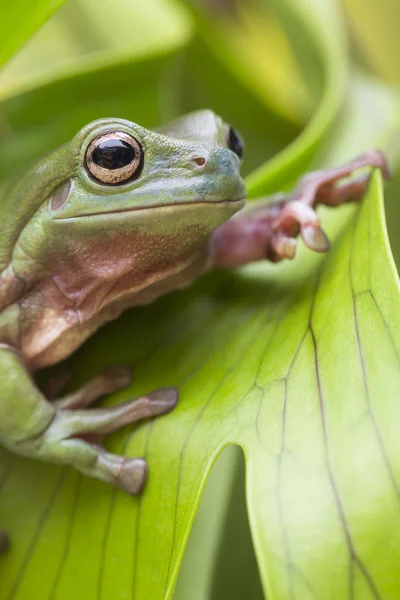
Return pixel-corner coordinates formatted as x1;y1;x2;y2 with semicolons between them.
0;352;172;497
36;387;178;493
52;386;178;439
117;457;148;495
55;440;149;494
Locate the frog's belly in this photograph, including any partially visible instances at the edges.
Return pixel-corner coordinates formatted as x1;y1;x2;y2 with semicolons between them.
24;249;209;370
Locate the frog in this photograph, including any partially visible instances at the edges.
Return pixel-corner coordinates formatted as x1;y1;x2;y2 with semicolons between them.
0;110;389;551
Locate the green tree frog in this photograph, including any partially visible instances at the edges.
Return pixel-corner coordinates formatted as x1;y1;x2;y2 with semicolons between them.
0;110;388;551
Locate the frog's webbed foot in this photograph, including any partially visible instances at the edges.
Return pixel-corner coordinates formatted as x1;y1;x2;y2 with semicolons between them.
210;150;390;267
266;150;390;261
40;384;178;494
1;349;178;506
0;530;9;554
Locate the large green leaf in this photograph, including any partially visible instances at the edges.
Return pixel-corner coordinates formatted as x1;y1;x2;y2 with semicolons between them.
0;0;69;69
172;67;400;600
0;1;296;181
1;158;399;600
0;0;192;94
182;0;349;194
0;0;193;182
1;0;400;599
0;48;182;181
342;0;400;85
175;446;264;600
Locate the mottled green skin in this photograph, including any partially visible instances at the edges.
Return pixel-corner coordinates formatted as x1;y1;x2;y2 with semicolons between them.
0;111;245;486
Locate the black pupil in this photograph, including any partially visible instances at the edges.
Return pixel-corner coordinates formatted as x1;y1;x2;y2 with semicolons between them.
93;138;135;170
228;127;244;159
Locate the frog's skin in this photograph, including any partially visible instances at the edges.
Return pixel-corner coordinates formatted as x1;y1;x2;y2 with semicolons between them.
0;110;389;550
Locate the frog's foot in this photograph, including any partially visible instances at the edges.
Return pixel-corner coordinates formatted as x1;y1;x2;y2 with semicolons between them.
0;530;9;554
0;350;178;496
267;150;390;261
210;149;390;268
39;386;178;494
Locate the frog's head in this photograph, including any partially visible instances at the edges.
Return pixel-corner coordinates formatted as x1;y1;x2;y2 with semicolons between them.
9;111;246;294
51;109;246;220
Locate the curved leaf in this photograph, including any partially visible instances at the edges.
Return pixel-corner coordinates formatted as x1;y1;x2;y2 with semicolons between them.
342;0;400;86
182;0;349;194
1;170;399;600
1;0;400;599
0;0;68;69
173;447;264;600
0;46;185;182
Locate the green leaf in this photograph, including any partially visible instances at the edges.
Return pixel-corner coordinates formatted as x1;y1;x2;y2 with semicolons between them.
0;0;69;70
175;447;264;600
181;0;349;194
173;446;264;600
342;0;400;86
173;35;300;176
0;0;192;95
0;2;296;182
2;165;399;600
1;73;399;599
1;0;400;599
0;46;185;181
245;0;349;195
0;0;192;181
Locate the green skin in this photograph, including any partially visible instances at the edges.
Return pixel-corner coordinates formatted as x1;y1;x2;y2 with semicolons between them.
0;110;388;551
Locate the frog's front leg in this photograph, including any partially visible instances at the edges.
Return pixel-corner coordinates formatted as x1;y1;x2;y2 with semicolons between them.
210;150;390;267
0;348;177;498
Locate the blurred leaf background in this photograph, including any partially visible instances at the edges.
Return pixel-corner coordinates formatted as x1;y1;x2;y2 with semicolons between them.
0;1;400;599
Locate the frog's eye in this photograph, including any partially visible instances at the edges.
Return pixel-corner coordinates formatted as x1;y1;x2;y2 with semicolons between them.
227;126;244;160
85;131;144;185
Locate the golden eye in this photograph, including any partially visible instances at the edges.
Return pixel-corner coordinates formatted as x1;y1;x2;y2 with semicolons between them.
85;131;143;185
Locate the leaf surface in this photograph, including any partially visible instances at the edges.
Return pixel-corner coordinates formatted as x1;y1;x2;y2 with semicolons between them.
0;1;400;599
0;0;68;69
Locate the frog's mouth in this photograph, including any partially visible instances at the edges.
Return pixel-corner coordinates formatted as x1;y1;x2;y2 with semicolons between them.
54;198;246;220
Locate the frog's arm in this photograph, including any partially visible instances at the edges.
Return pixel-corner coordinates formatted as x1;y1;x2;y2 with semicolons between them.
0;347;177;495
209;151;390;268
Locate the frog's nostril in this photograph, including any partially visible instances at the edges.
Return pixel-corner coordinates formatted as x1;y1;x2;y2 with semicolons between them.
193;157;206;167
